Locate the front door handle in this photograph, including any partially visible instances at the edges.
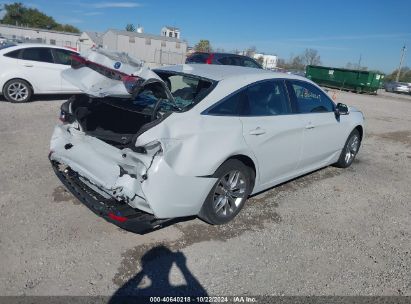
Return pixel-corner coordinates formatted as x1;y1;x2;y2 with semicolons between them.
305;123;315;129
23;63;33;67
249;127;266;135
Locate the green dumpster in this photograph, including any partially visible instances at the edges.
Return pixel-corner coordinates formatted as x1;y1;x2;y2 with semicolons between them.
306;65;384;94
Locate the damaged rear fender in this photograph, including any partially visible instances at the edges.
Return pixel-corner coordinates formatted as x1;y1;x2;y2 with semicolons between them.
50;124;217;218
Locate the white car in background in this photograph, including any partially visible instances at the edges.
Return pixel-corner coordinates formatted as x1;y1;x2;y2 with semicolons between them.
0;44;80;103
49;49;365;233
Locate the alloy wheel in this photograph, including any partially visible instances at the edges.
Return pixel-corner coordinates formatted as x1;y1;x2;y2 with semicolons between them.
7;82;29;102
213;170;247;217
344;134;359;164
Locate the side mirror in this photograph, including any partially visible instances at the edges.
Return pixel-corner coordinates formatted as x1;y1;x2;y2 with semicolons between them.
335;103;349;116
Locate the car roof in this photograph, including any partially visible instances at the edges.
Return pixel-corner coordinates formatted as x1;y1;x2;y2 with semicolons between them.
190;51;251;57
0;43;77;54
156;64;308;82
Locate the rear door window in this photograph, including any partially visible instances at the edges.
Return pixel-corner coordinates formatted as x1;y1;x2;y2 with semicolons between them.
219;56;242;66
21;47;54;63
287;80;334;113
207;90;246;116
217;56;232;65
243;80;291;116
53;49;77;65
186;53;208;63
242;58;261;69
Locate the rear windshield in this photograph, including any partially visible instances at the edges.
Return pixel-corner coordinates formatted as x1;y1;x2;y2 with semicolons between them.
108;71;216;116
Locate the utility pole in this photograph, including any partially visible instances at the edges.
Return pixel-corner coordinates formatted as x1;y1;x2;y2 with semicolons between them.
357;54;362;70
395;45;407;82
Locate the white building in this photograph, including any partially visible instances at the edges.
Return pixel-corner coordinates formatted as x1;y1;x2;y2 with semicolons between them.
253;53;278;70
101;29;187;66
78;31;103;52
161;26;180;39
0;23;187;66
0;24;80;48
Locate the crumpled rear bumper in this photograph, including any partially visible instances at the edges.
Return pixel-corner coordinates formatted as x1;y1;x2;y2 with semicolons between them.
50;160;170;234
49;124;217;224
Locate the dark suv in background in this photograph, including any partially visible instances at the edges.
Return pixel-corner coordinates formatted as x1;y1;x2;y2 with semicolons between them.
186;52;262;69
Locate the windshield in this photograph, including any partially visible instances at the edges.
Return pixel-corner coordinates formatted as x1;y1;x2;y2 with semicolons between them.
133;71;216;113
94;71;216;117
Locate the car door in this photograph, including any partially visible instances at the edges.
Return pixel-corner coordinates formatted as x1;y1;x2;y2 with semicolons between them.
18;47;61;92
239;80;305;188
286;80;348;171
51;48;80;92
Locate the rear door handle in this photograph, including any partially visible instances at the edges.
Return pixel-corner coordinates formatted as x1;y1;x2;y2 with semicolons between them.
23;64;33;67
249;127;266;135
305;123;315;129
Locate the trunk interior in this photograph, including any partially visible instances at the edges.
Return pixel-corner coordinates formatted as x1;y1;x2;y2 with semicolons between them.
71;95;153;148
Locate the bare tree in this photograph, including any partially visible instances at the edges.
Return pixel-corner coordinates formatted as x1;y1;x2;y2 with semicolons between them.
246;46;257;58
256;55;264;66
290;55;305;70
302;48;321;66
345;62;354;69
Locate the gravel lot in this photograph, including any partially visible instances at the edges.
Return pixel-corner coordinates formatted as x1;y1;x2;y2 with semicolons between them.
0;90;410;297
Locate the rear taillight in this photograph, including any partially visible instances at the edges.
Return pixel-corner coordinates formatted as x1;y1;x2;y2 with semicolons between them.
205;53;214;64
59;110;67;123
122;75;144;94
59;110;75;124
71;54;127;81
59;100;74;123
108;212;128;223
71;54;86;69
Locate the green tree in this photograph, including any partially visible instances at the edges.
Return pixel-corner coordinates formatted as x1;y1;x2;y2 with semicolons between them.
194;40;212;53
385;67;411;82
125;23;136;32
1;2;80;33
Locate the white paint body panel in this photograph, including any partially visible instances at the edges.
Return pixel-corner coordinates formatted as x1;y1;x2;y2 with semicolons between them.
50;63;365;219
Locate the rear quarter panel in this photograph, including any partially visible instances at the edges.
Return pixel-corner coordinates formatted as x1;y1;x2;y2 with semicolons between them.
136;111;257;178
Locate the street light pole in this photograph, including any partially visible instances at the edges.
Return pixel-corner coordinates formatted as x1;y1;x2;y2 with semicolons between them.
395;45;407;82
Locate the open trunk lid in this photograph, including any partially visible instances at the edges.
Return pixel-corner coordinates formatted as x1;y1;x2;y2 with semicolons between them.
62;47;172;99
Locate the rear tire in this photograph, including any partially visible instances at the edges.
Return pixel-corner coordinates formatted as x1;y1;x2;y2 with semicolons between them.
334;129;361;168
199;159;254;225
3;79;32;103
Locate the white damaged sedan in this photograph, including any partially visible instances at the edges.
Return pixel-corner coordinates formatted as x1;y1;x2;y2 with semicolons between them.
49;49;364;233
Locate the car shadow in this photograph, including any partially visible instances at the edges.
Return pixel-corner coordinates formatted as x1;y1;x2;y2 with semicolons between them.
0;93;80;103
109;245;208;302
139;165;344;234
249;164;341;198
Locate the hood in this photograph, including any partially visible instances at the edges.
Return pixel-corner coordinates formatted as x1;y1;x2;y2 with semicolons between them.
62;48;169;98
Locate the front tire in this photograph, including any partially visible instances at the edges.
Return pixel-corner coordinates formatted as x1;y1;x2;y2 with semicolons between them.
335;129;361;168
3;79;32;103
199;159;253;225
